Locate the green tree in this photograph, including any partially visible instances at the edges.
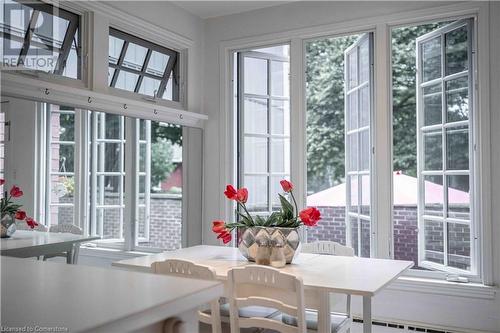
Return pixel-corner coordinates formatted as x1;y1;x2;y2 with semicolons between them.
150;138;175;188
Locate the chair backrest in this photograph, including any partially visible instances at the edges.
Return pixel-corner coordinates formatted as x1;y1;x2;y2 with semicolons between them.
228;265;306;333
301;241;354;257
49;224;83;235
151;259;217;281
15;221;48;232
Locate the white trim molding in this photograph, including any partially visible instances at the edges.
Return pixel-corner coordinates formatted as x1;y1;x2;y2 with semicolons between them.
1;73;207;128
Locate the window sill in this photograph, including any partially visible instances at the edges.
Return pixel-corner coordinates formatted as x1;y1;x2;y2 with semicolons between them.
388;276;497;300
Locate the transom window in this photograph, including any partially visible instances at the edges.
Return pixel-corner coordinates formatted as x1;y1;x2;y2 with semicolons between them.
0;0;81;79
108;28;179;101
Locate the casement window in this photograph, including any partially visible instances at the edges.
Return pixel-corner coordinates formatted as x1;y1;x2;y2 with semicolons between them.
37;103;183;250
237;45;290;214
1;0;81;79
392;18;476;277
304;33;373;257
416;20;475;273
108;28;179;101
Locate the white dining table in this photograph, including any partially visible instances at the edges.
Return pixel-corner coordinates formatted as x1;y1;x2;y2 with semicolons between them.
0;230;99;263
113;245;413;333
1;256;224;332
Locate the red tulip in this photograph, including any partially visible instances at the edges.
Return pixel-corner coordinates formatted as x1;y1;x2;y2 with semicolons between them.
235;188;248;204
26;217;38;229
224;185;237;200
212;220;226;234
0;179;5;186
15;210;27;220
299;207;321;226
217;230;232;244
9;185;23;198
280;180;294;193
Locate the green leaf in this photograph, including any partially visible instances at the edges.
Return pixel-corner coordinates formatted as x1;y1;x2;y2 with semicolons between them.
255;215;266;226
237;211;253;226
278;194;294;219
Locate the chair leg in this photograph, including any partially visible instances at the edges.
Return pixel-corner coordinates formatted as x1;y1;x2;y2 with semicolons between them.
72;244;80;265
210;300;222;333
66;251;73;264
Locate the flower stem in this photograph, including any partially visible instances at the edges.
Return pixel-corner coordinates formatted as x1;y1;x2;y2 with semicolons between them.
290;191;299;218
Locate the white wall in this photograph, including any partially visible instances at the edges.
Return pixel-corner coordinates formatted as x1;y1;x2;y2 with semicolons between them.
201;1;500;331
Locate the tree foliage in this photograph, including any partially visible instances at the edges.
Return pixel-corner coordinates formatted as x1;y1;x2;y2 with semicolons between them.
306;24;445;194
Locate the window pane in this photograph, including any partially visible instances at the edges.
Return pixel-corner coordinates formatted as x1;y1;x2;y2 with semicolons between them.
253;45;289;57
123;42;148;71
350;216;359;256
446;126;468;170
447;222;471;270
447;175;470;220
422;36;441;82
270;138;290;174
359;86;370;127
446;76;469;123
360;218;370;257
347;133;358;171
346;91;358;130
103;114;122;139
244;137;268;173
423;130;442;170
423;83;442;126
138;77;161;97
424;219;444;264
244;57;268;95
271;61;289;97
424;175;443;217
50;175;74;204
270;100;289;135
115;71;139;92
445;25;468;76
347;50;358;89
360;174;370;215
360;130;370;171
271;175;287;210
100;143;122;172
244;97;268;134
244;175;268;211
359;39;370;83
49;205;74;226
349;175;358;213
109;35;124;64
146;51;169;76
51;143;74;173
100;208;123;240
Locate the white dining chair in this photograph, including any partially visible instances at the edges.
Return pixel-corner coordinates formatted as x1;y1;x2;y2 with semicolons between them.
44;224;83;264
228;265;306;333
151;259;223;333
301;240;355;257
300;241;353;333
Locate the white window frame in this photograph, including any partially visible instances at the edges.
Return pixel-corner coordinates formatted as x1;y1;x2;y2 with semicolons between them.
416;19;477;276
220;2;492;285
237;48;291;215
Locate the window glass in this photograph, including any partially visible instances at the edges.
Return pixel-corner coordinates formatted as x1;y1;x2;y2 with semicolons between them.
108;28;179;101
1;0;81;79
392;20;473;273
238;45;290;216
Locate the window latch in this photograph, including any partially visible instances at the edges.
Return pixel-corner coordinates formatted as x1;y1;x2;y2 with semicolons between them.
446;275;469;283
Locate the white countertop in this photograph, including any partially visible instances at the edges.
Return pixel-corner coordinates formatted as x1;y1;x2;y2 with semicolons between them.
1;257;223;332
113;245;413;296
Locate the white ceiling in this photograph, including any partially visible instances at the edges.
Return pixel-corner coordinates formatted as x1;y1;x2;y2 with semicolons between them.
172;1;293;19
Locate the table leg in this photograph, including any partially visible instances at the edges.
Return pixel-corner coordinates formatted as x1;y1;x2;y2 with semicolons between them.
363;295;372;333
66;250;73;264
317;290;331;332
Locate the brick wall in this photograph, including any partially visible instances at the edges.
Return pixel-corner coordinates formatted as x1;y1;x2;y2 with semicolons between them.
53;194;182;250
